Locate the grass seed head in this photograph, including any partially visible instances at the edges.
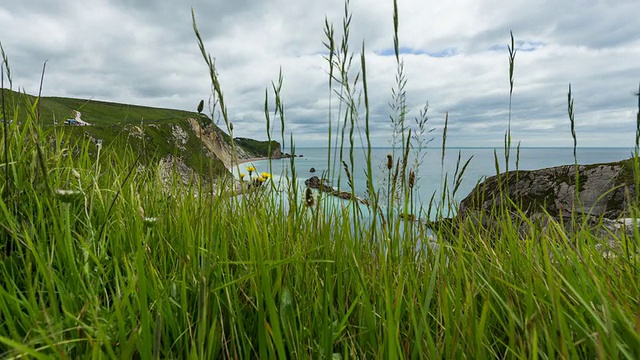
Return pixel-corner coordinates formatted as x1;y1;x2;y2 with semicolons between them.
409;170;415;189
143;217;158;228
305;187;315;207
342;161;351;179
54;189;82;203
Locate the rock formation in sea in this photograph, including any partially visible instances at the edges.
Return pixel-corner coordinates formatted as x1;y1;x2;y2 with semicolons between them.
429;158;638;254
459;159;635;219
304;176;370;205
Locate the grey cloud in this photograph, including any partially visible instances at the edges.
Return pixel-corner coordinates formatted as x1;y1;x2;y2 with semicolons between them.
1;0;639;148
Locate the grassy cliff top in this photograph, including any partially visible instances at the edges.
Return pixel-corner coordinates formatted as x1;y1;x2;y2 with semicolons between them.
0;88;278;177
1;88;216;126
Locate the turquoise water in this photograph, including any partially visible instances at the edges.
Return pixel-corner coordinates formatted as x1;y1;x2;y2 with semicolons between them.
232;147;634;217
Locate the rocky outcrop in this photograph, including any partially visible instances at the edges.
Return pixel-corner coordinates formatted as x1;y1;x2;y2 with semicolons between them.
459;159;636;219
172;125;189;151
187;118;253;167
305;176;335;192
271;146;284;159
158;155;195;187
428;158;639;255
305;176;370;205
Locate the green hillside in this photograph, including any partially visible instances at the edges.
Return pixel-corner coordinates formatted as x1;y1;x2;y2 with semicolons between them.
234;137;280;158
0;89;279;178
1;89;199;125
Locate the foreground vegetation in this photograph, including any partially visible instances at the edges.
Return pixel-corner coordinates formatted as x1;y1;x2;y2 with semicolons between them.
1;2;639;358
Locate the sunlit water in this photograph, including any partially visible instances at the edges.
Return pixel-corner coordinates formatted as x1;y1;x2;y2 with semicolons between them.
232;147;633;214
230;147;633;253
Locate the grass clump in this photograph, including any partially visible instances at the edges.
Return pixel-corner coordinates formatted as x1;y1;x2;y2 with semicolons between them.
1;2;639;359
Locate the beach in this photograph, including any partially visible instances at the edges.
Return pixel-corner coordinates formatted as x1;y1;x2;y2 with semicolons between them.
224;156;271;171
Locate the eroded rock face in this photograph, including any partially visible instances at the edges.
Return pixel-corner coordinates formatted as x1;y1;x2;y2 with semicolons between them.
158;155;196;188
459;159;636;219
172;125;189;151
271;147;283;158
187;118;253;167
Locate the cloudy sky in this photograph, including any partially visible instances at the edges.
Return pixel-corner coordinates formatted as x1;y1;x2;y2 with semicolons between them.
1;0;639;148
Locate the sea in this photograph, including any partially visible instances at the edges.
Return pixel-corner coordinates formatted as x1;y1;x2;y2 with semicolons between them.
231;147;635;217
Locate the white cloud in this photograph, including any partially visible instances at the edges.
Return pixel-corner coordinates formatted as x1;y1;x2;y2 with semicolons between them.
1;0;639;148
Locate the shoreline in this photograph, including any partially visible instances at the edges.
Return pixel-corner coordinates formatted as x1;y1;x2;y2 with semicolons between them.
224;153;301;172
225;157;271;171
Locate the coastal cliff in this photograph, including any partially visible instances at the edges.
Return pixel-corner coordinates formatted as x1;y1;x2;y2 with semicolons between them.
0;89;281;187
124;119;282;188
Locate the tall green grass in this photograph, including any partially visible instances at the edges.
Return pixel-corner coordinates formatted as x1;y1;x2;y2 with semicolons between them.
1;1;639;358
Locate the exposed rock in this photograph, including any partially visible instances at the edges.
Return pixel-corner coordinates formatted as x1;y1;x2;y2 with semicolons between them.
304;176;334;192
595;218;640;255
171;125;189;151
429;158;639;256
310;167;316;173
305;176;370;205
271;147;283;158
157;154;229;197
158;155;197;189
128;125;144;139
187;118;252;167
274;152;304;159
459;159;636;219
